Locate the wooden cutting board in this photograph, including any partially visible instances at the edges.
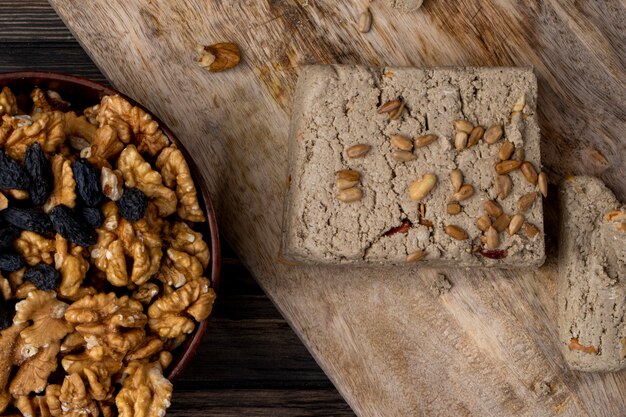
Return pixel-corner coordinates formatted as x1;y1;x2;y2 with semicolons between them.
48;1;626;415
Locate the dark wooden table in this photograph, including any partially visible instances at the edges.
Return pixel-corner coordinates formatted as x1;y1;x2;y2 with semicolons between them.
0;1;354;415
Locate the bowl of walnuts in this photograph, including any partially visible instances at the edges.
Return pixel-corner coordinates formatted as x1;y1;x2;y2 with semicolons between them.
0;72;220;417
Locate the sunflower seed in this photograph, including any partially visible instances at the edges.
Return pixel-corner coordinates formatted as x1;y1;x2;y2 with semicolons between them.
336;169;361;190
485;226;499;250
414;134;438;148
538;172;548;198
406;250;427;262
447;203;462;215
492;213;511;233
346;144;371;158
409;173;437;201
450;169;463;192
495;160;522;175
467;126;484;147
450;184;474;201
512;94;526;112
454;119;473;134
484;200;503;217
455;132;468;150
498;140;515;160
389;100;406;120
445;225;468;240
476;215;492;232
390;134;413;151
391;150;417;162
495;174;512;199
358;8;372;33
336;169;360;181
521;161;538;185
484;125;504;144
336;178;360;190
377;99;401;114
508;214;524;235
337;187;362;202
517;191;537;213
525;222;540;238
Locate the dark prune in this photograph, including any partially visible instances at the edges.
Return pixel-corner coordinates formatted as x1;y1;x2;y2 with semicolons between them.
1;207;52;235
81;207;104;229
72;159;102;207
24;263;61;291
117;188;148;222
0;226;20;249
49;204;97;247
0;303;12;330
0;149;29;190
24;142;52;205
0;251;24;272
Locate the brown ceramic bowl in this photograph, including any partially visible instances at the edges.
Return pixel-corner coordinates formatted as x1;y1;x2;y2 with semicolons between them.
0;71;221;381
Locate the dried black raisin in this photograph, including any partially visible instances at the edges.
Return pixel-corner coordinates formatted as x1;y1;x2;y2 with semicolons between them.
1;207;52;235
49;204;97;247
24;142;52;206
0;149;29;190
0;303;12;330
0;225;20;249
24;263;61;291
117;188;148;222
81;207;103;229
73;159;102;207
0;251;24;272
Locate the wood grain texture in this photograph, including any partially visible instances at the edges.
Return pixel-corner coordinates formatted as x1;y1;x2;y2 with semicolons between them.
0;4;352;413
48;0;626;416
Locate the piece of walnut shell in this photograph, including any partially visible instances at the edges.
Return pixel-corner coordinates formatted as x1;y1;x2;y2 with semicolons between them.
44;154;76;212
64;293;147;354
96;95;169;156
14;230;55;266
117;144;177;217
14;290;73;348
148;277;216;338
156;146;205;222
115;360;173;417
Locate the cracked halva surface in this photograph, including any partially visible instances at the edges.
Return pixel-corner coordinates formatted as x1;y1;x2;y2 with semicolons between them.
558;176;626;372
282;65;545;267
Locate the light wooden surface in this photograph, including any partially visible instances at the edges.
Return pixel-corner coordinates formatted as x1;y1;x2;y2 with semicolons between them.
48;1;626;416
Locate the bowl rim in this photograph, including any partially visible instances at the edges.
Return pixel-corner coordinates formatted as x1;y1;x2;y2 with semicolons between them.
0;71;221;381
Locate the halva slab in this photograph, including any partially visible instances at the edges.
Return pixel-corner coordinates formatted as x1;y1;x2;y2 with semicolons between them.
282;65;545;267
